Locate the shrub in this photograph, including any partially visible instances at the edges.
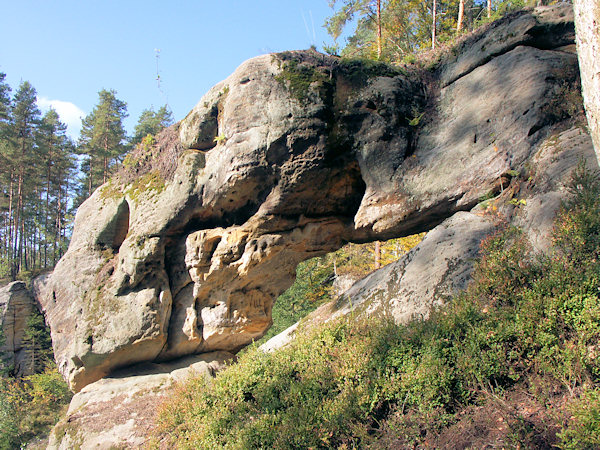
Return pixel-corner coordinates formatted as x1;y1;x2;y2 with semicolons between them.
0;367;72;448
559;386;600;449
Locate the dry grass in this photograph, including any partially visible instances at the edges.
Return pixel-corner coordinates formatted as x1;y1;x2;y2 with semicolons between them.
115;124;184;186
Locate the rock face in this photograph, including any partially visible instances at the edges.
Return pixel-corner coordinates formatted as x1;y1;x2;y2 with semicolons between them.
262;124;597;352
48;351;234;449
40;4;585;392
0;281;37;376
573;0;600;160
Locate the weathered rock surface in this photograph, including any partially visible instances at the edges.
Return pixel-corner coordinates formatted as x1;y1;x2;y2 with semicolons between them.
48;351;234;450
0;281;37;376
39;3;586;392
263;124;597;352
574;0;600;159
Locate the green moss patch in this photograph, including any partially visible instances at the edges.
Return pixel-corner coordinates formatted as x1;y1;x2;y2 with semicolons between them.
338;58;404;86
125;170;165;202
274;53;332;104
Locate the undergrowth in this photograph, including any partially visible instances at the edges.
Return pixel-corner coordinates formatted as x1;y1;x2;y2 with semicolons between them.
153;162;600;449
0;367;72;449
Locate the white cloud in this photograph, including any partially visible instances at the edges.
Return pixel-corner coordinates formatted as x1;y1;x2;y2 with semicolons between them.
37;97;86;139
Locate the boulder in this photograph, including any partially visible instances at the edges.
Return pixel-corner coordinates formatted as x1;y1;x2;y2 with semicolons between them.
39;4;586;392
48;351;234;450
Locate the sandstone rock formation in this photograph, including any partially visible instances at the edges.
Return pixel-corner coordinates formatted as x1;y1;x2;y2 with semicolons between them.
262;125;597;352
48;351;233;449
39;3;584;393
573;0;600;159
0;281;37;376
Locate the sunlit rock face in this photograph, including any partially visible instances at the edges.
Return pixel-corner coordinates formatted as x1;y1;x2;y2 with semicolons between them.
0;281;37;376
38;4;581;392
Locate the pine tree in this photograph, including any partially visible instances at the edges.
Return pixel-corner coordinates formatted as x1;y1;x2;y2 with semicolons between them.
21;310;53;374
0;74;13;272
0;76;77;277
9;82;41;278
37;109;74;267
326;0;461;60
131;105;173;146
326;0;385;59
0;73;11;128
457;0;465;32
78;89;128;197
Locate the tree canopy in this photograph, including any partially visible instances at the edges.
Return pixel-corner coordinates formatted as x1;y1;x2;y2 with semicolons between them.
131;105;173;146
325;0;558;62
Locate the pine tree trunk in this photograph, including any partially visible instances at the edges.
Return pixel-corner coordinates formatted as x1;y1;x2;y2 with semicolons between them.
88;157;93;197
20;221;26;272
377;0;382;59
432;0;437;50
487;0;492;19
103;156;108;184
13;166;24;278
374;241;381;269
45;162;51;268
7;174;13;270
103;134;109;184
54;179;62;265
457;0;465;32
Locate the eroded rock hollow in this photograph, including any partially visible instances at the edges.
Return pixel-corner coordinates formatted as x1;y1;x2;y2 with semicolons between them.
40;4;582;392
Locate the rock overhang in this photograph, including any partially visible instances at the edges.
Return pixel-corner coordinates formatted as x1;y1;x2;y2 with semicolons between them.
37;3;583;392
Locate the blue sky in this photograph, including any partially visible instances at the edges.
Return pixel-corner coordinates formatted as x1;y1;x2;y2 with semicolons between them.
0;1;340;139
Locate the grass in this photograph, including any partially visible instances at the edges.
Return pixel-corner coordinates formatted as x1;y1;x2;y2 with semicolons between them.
152;162;600;448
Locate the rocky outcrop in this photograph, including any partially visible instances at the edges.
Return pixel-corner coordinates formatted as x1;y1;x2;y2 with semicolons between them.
0;281;37;376
48;351;233;449
573;0;600;160
39;4;585;392
263;124;597;352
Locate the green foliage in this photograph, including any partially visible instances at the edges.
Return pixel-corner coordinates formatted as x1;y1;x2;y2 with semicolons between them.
130;105;173;146
0;381;20;450
154;165;600;448
325;0;544;64
22;309;54;374
156;317;404;448
0;368;72;449
262;257;335;343
213;133;227;145
262;234;425;343
559;386;600;449
0;73;11;129
338;57;403;86
0;304;66;448
0;327;11;377
408;108;425;127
